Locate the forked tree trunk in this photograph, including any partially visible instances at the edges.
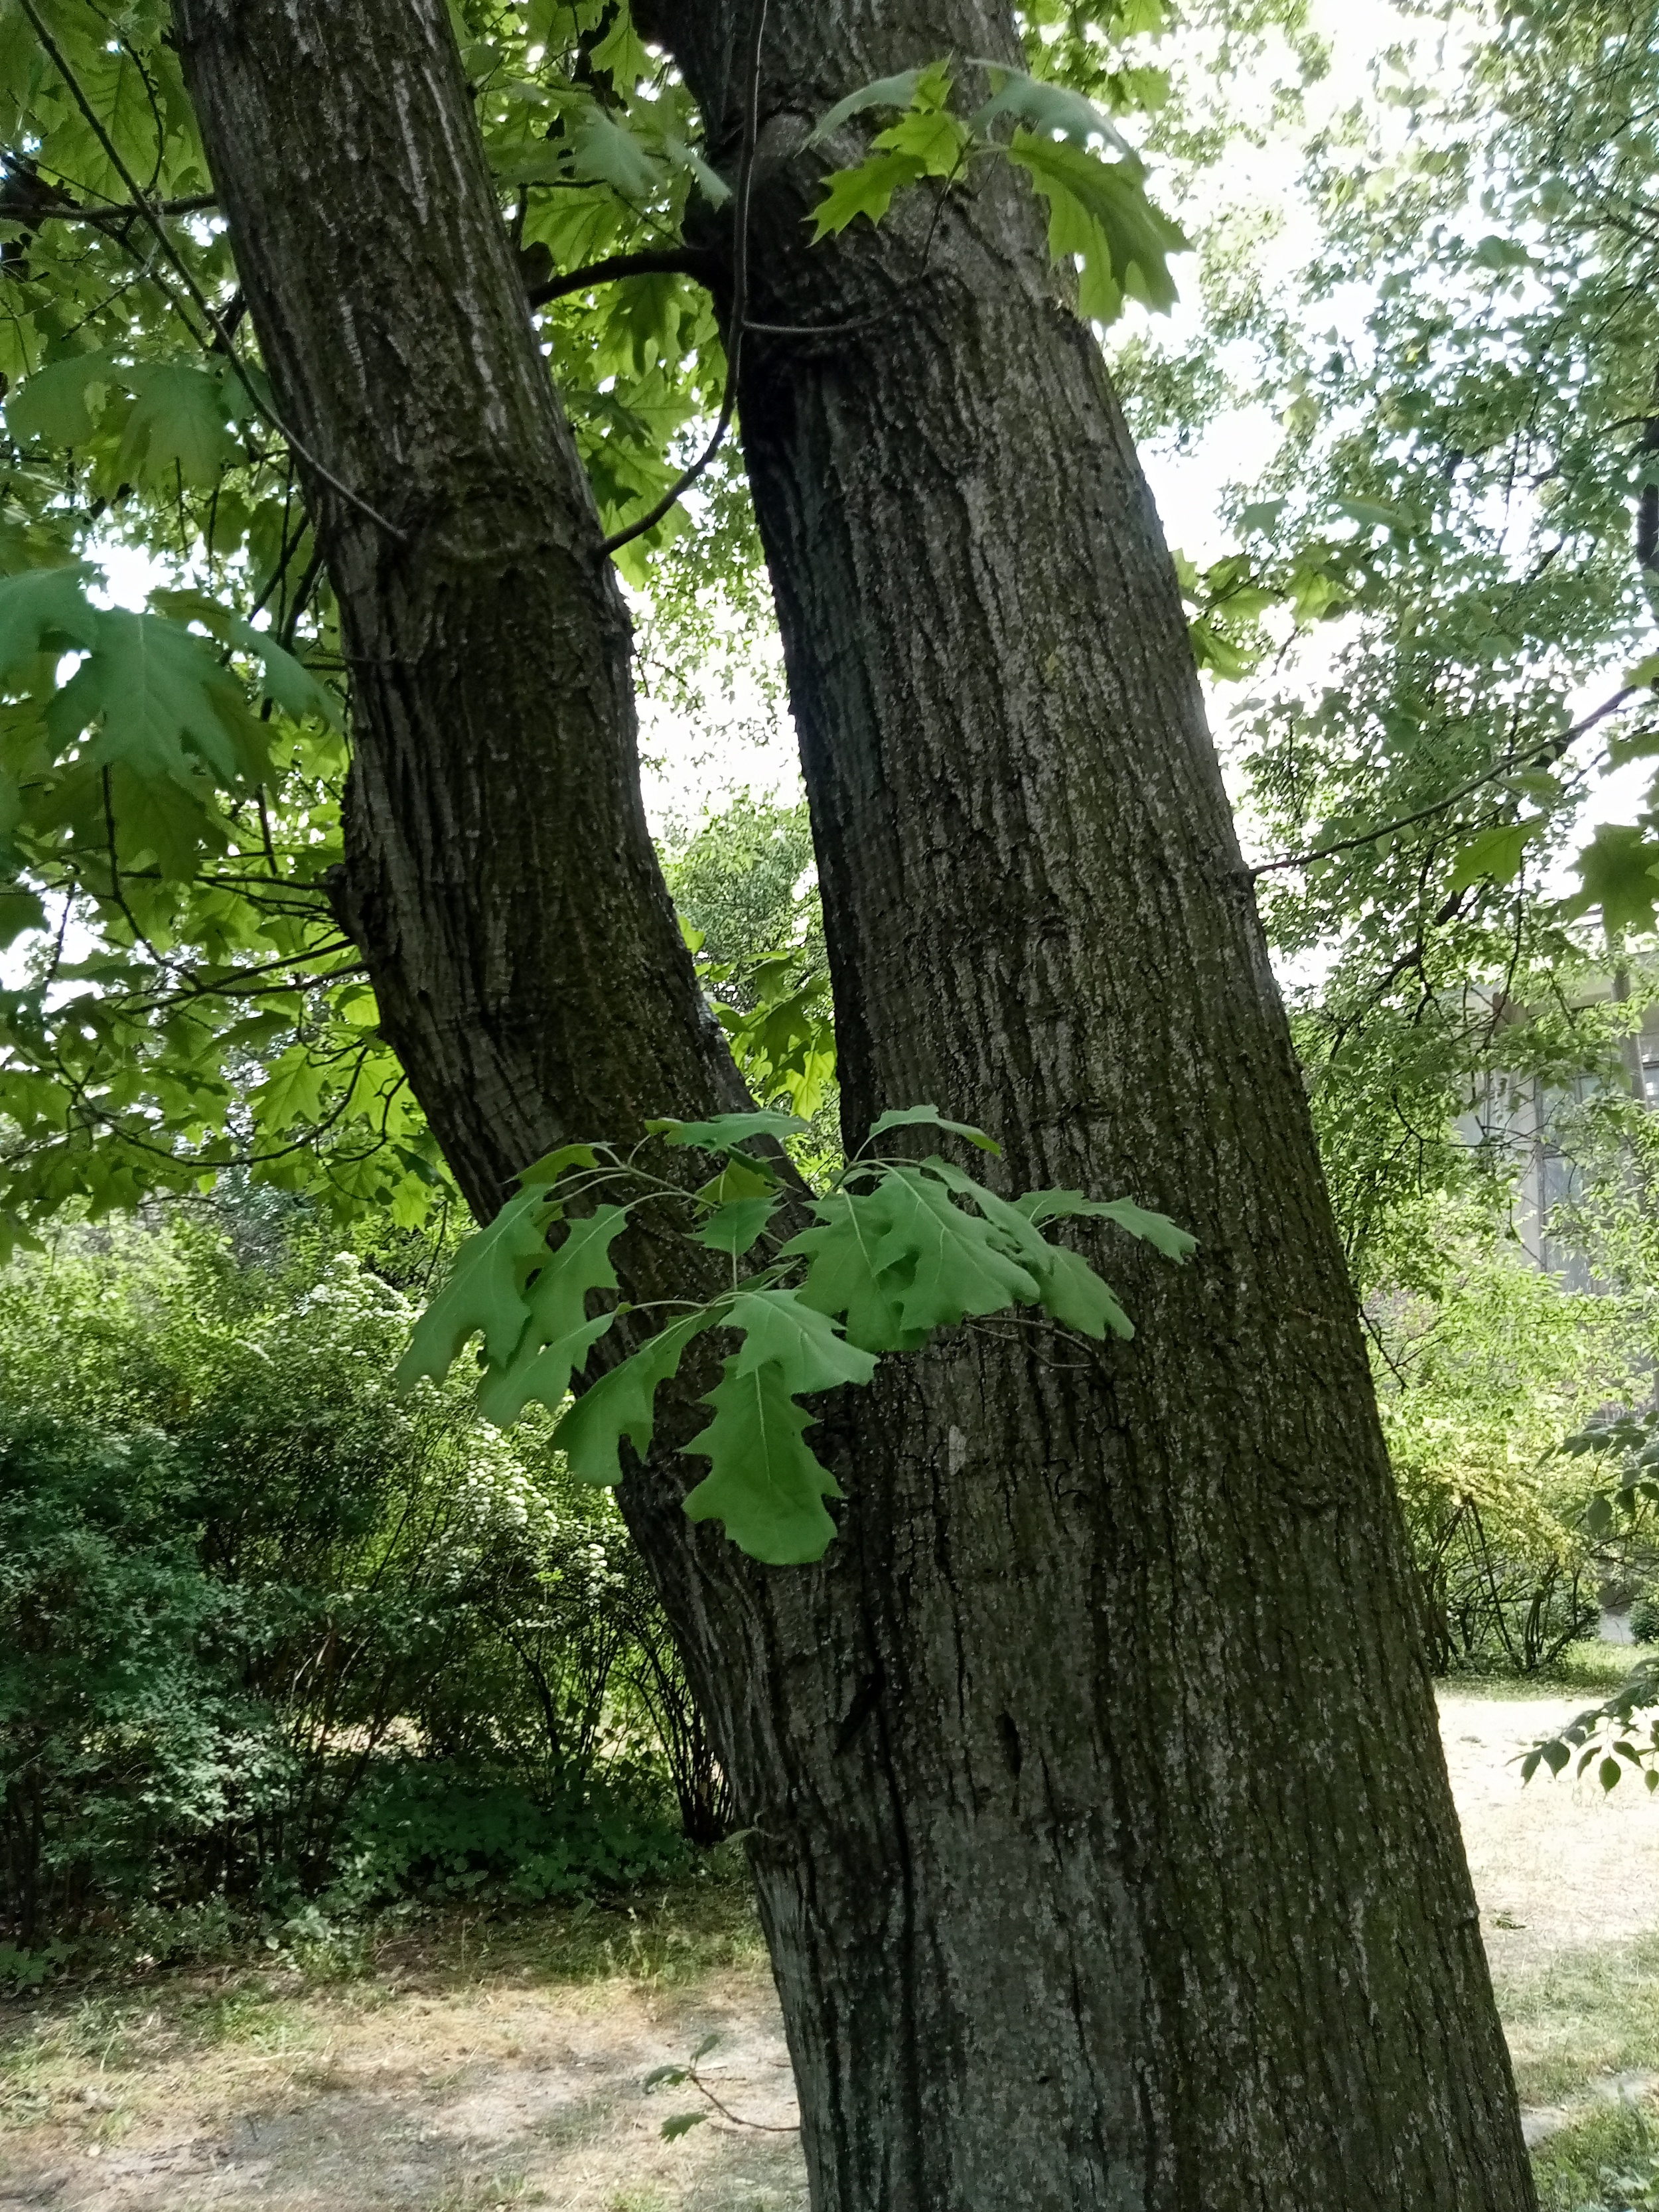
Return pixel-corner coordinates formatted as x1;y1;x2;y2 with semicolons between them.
173;4;1535;2207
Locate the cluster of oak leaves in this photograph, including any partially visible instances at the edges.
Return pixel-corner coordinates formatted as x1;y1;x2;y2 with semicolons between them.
397;1105;1194;1564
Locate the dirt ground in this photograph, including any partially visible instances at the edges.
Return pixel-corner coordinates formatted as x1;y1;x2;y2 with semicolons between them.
1;1686;1653;2212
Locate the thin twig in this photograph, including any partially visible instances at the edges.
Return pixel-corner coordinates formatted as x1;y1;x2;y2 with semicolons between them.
18;0;405;542
99;767;167;969
745;139;970;340
673;2057;799;2134
1251;682;1645;879
597;0;768;561
0;190;217;224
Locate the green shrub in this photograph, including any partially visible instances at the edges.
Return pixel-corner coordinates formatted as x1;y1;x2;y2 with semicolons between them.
331;1761;689;1909
0;1224;725;1941
0;1412;282;1937
1369;1252;1647;1673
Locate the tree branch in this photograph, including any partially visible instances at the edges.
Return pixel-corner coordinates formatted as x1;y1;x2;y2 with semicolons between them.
0;190;217;226
1251;682;1646;880
526;244;714;309
596;0;766;561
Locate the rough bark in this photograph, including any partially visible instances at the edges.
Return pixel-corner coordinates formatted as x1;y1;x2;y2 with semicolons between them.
172;5;1538;2209
650;7;1536;2209
171;0;745;1228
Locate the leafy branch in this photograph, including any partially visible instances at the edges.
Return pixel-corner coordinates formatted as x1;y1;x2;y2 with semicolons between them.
398;1105;1195;1565
594;0;768;559
16;0;404;541
802;56;1187;327
1522;1653;1659;1795
642;2032;800;2141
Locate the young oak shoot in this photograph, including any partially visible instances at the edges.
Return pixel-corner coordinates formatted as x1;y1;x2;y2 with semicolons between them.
806;57;1189;327
396;1108;1196;1566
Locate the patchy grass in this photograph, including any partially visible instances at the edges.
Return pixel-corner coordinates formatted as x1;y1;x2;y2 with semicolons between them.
0;1864;799;2211
1532;2101;1659;2211
1496;1933;1659;2106
3;1684;1659;2208
1441;1641;1652;1702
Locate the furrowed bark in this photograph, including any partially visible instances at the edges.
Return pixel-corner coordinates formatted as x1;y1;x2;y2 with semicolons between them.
169;0;744;1228
635;6;1537;2209
171;3;1537;2208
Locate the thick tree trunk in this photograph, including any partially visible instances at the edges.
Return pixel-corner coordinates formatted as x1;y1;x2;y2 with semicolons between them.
170;0;745;1226
649;7;1536;2209
173;5;1537;2209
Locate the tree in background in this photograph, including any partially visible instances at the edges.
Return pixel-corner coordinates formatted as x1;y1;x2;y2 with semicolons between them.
0;3;1538;2204
1127;0;1659;1286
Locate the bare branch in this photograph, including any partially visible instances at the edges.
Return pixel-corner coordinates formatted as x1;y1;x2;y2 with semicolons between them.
526;243;714;308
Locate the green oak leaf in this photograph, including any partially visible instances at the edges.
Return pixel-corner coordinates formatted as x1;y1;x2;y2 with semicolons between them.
682;1357;843;1564
780;1185;930;1353
1447;817;1548;893
649;1108;805;1152
150;587;342;729
809;151;928;240
1013;1189;1197;1260
866;1104;1001;1154
5;353;114;447
0;885;42;946
806;60;950;146
1029;1240;1133;1339
695;1157;776;1207
922;1157;1133;1339
968;62;1134;157
1005;131;1187;323
662;132;731;207
725;1286;878;1391
476;1204;630;1424
395;1182;560;1386
117;362;238;487
871;1163;1042;1333
694;1194;780;1256
571;108;661;198
517;1141;601;1187
478;1310;616;1428
872;106;970;176
553;1308;716;1487
0;564;103;672
1563;822;1659;936
45;605;270;794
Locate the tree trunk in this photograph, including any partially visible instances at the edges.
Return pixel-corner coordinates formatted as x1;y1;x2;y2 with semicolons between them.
173;5;1537;2208
652;6;1536;2207
171;0;745;1228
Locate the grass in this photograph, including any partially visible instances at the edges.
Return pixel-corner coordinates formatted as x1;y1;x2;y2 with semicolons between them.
1441;1640;1654;1702
7;1691;1659;2209
1532;2102;1659;2211
0;1865;770;2166
425;2175;540;2210
1496;1933;1659;2106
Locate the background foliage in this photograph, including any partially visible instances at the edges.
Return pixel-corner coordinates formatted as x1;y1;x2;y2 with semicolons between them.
0;1213;727;1956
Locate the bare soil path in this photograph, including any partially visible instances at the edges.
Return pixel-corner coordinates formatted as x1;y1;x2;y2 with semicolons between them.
2;1684;1654;2212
